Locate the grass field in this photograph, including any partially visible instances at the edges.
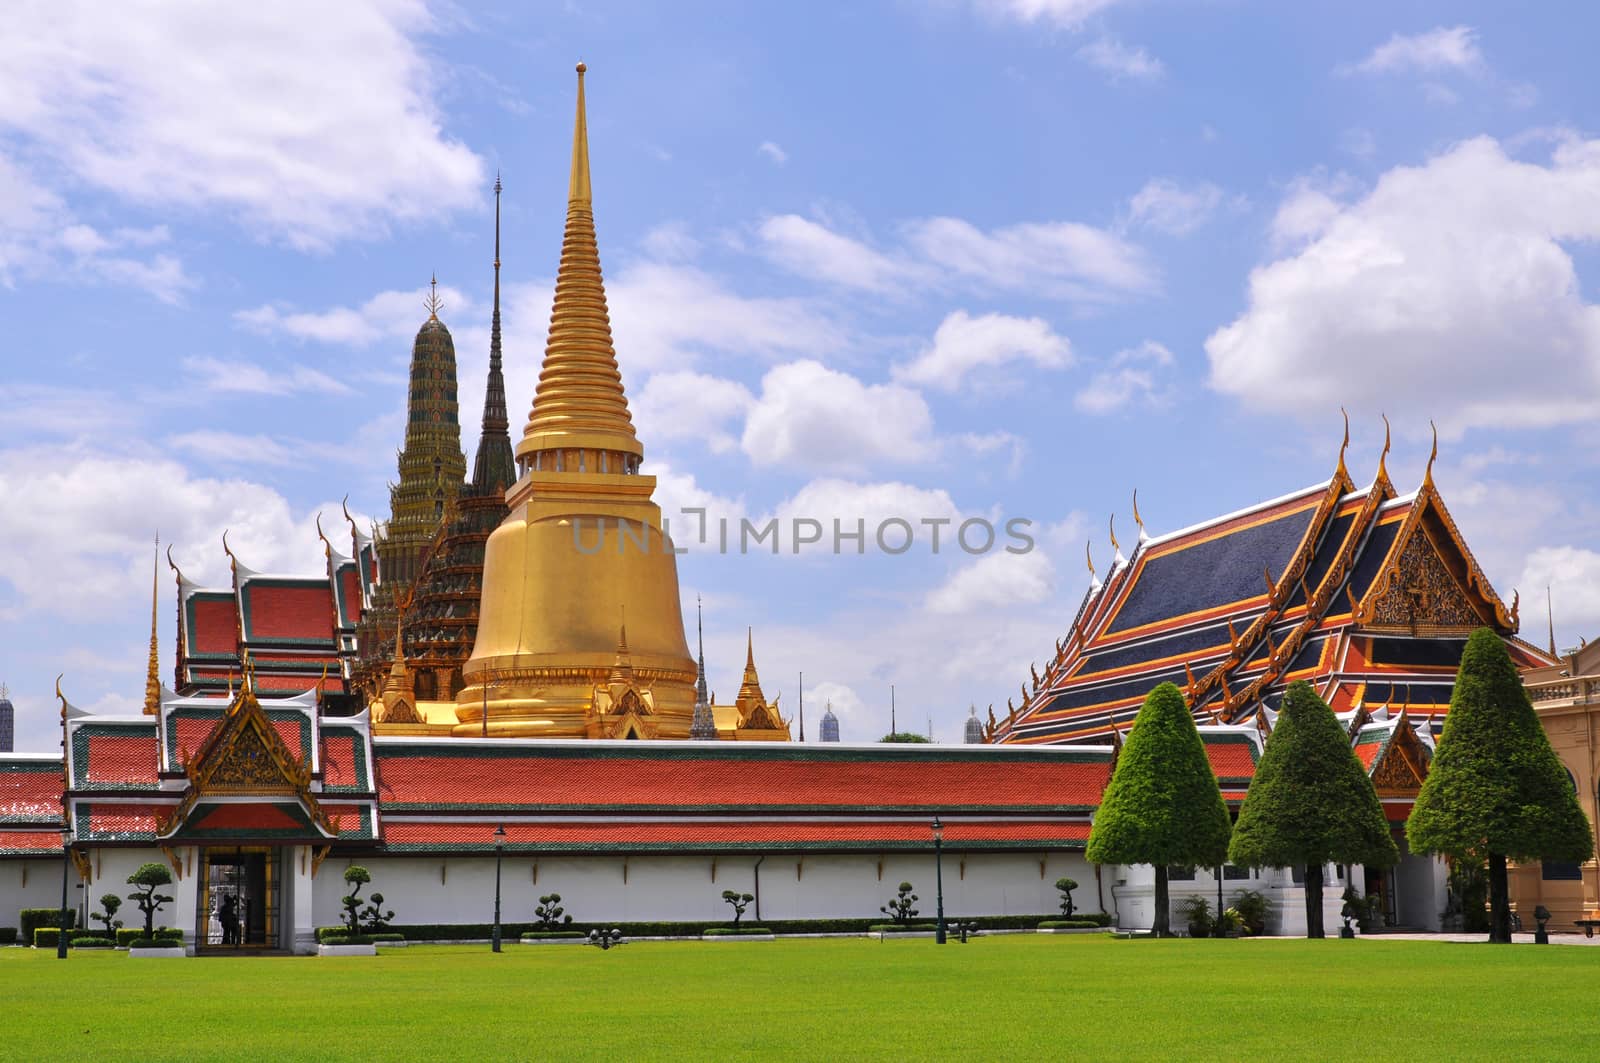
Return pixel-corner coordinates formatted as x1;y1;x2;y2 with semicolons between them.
6;935;1595;1060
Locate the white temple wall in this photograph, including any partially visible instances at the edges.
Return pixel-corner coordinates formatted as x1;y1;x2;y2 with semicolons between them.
2;859;67;926
307;850;1103;928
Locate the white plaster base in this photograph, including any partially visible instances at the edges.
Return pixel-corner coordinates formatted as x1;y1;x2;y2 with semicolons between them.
318;944;377;957
375;941;408;948
128;947;186;958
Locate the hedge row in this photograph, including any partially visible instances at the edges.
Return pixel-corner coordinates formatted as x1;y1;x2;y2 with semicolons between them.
1036;919;1104;929
71;937;116;949
314;927;402;944
20;909;75;939
702;927;772;936
116;928;183;948
386;913;1089;940
32;929;113;948
519;930;586;940
0;928;16;945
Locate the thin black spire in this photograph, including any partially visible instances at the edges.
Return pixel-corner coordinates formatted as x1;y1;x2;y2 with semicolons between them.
472;172;516;493
690;594;716;739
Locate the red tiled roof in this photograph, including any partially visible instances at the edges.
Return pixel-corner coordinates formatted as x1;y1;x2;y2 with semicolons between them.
381;819;1092;849
1203;742;1257;779
0;766;63;818
87;735;159;785
244;583;334;641
321;733;365;789
1355;739;1384;768
191;597;238;655
375;752;1111;810
0;830;62;854
85;804;166;837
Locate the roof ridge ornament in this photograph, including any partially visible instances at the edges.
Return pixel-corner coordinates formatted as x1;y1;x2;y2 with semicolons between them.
1377;413;1392;483
1132;489;1150;544
1423;419;1438;492
1336;407;1350;483
424;273;443;320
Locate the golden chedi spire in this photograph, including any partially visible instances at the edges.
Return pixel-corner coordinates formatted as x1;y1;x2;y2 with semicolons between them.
735;628;766;715
459;64;695;738
514;61;642;474
143;535;162;716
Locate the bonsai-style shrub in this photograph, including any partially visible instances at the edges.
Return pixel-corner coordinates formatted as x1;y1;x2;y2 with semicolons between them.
721;890;754;928
91;895;123;937
1408;629;1594;943
126;863;175;937
534;893;573;931
880;882;919;925
1176;895;1212;938
1229;889;1268;936
1086;683;1232;936
1054;877;1078;918
1228;681;1398;938
340;866;396;935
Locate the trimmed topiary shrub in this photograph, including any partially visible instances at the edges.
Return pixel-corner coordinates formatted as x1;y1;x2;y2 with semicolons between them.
126;863;175;937
702;926;772;936
320;934;375;946
33;928;109;948
880;882;919;925
21;909;73;940
340;866;396;935
1229;681;1398;938
534;893;573;930
1409;628;1594;943
1036;919;1103;930
520;930;586;940
720;890;754;928
1086;682;1232;937
71;937;116;949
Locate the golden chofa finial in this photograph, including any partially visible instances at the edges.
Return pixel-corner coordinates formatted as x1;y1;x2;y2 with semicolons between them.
1377;413;1392;482
424;274;443;320
1085;540;1097;584
1108;514;1121;557
1336;407;1350;482
1132;489;1149;543
1423;419;1439;490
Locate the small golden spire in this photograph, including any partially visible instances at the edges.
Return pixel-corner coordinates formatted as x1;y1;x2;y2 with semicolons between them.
570;63;590;204
1108;514;1121;556
143;534;162;716
1336;407;1350;482
1131;489;1146;539
1085;541;1096;582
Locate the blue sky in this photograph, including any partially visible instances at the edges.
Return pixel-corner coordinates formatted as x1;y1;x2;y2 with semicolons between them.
3;1;1599;750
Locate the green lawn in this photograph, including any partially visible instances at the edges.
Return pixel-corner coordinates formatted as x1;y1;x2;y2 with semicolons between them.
7;935;1594;1060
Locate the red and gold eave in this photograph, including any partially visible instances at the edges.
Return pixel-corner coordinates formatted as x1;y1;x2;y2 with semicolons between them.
996;442;1552;747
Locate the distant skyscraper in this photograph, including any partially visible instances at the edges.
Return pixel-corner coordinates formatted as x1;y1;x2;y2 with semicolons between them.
0;684;13;753
819;702;840;743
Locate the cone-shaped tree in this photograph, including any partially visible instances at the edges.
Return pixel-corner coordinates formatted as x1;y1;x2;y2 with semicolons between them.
1408;627;1592;943
1086;682;1232;936
1228;681;1398;938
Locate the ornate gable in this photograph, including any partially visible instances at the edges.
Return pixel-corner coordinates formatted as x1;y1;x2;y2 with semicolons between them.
1356;490;1515;637
159;681;334;839
1368;713;1431;796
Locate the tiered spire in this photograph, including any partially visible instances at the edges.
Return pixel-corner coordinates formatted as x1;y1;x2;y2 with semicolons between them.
690;597;717;739
514;63;642;470
143;536;161;716
472;174;516;493
735;629;766;712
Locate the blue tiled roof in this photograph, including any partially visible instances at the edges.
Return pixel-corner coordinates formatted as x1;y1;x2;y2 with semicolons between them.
1107;505;1318;634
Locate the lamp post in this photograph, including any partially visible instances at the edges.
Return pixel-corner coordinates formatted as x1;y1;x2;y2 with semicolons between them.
931;816;946;945
57;826;72;959
492;824;506;953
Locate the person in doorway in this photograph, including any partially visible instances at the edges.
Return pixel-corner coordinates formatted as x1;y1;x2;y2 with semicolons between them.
219;893;239;946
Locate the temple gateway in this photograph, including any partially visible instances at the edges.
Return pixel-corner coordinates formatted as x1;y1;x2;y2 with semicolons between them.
0;66;1570;950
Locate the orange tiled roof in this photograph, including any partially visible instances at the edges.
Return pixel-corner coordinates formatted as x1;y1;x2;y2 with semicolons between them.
0;829;62;854
380;819;1092;851
86;735;159;785
375;748;1111;811
0;764;63;819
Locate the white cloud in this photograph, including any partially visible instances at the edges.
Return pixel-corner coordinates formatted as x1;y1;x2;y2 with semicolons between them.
1207;135;1600;430
902;216;1156;302
894;310;1071;391
742;361;935;474
977;0;1121;29
0;0;483;251
1127;178;1223;236
184;355;352;397
764;479;965;556
758;212;1154;305
1076;37;1165;82
1518;547;1600;645
633;371;754;455
758;141;788;165
1076;340;1175;413
236;284;472;346
0;444;332;617
927;548;1054;614
757;215;909;294
1347;25;1483;77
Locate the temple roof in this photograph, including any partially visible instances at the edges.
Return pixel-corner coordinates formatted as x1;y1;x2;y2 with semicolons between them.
998;433;1543;745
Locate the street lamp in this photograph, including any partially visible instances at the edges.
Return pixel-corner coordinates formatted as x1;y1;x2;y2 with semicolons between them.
492;824;506;953
57;826;72;959
931;816;946;945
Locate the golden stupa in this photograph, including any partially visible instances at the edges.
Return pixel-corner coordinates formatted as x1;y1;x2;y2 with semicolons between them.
455;64;698;737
